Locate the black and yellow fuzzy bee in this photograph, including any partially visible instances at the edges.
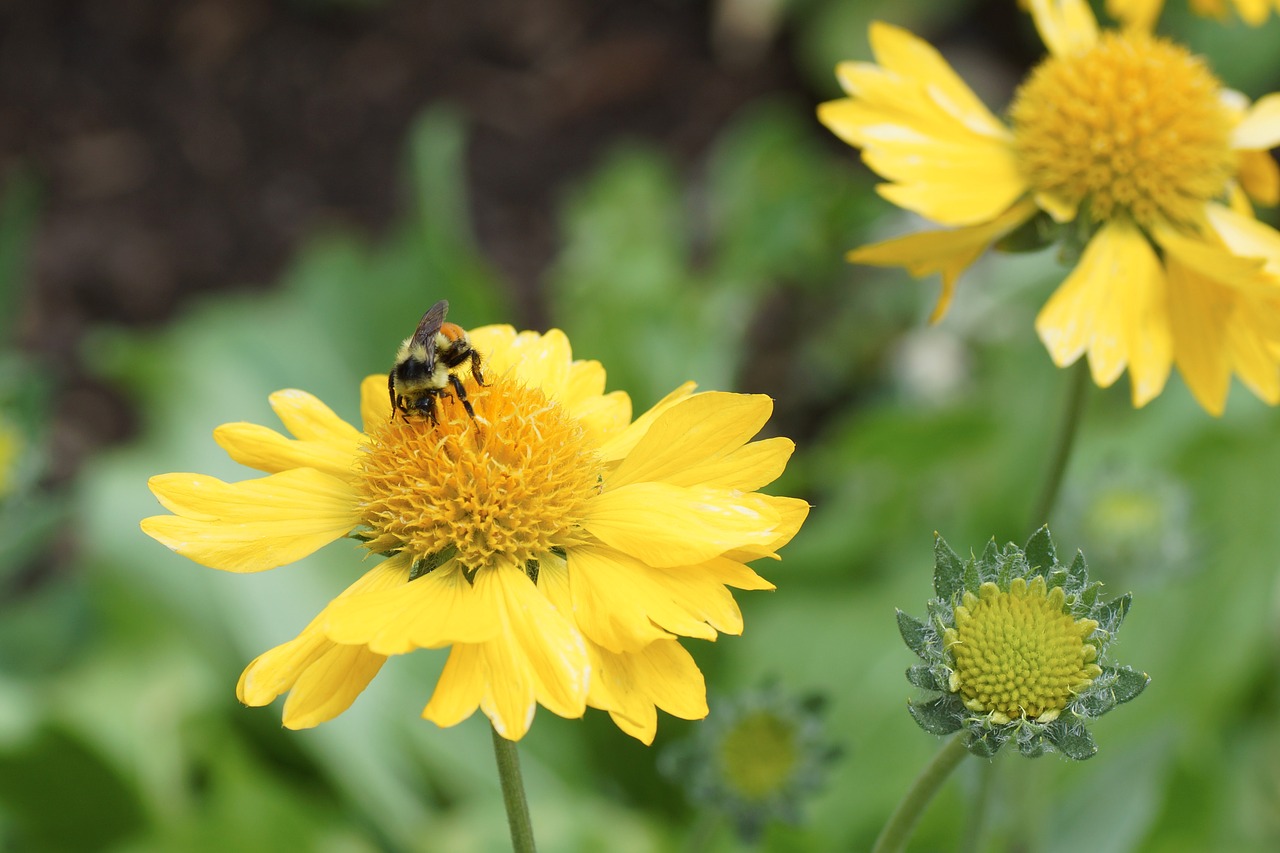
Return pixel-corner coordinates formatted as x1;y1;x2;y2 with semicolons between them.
388;300;486;424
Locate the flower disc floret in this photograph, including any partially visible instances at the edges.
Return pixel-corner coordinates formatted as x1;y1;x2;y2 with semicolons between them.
357;379;601;576
1010;31;1234;228
943;577;1101;724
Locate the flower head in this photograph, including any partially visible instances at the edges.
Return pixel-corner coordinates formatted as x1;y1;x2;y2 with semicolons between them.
141;321;807;742
898;527;1148;758
818;0;1280;414
660;683;840;841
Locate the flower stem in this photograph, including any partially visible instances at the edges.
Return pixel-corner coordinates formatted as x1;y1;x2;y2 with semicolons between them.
1028;359;1090;529
872;733;971;853
491;726;537;853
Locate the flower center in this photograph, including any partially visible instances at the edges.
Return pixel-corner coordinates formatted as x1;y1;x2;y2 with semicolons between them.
1009;31;1235;229
718;710;799;801
355;375;602;577
944;577;1101;724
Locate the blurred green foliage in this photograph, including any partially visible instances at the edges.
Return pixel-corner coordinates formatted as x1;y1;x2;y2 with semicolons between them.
3;2;1280;850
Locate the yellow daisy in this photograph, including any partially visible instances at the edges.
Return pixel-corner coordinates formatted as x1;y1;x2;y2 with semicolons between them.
1108;0;1280;30
141;323;807;743
818;0;1280;414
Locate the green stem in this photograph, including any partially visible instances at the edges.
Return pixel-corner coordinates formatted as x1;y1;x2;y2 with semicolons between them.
1028;359;1091;530
491;726;537;853
958;760;994;853
872;733;971;853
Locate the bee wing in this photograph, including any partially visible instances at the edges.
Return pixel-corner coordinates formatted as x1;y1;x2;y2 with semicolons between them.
410;299;449;372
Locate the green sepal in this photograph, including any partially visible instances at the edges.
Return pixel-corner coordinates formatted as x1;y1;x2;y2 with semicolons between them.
908;697;963;735
897;609;932;659
978;539;1000;584
994;210;1061;254
1047;723;1097;761
1066;550;1089;596
1095;592;1132;637
409;545;457;581
966;727;1009;757
1023;526;1055;574
1105;666;1150;706
1015;736;1047;758
905;665;947;692
933;534;965;603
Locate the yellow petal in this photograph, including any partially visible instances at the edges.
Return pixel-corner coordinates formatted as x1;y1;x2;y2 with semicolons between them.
1203;203;1280;279
322;560;503;654
607;392;772;489
677;436;794;492
583;483;780;568
587;640;707;745
597;382;698;462
866;21;1009;140
360;373;392;432
721;495;811;561
847;198;1038;322
280;645;387;730
213;422;357;479
141;469;359;572
569;545;747;651
1229;0;1275;26
237;558;404;722
1041;220;1174;407
486;328;573;402
1028;0;1099;58
1232;93;1280;150
423;568;588;740
572;390;633;446
269;389;362;444
1164;257;1233;414
1105;0;1165;31
1238;150;1280;207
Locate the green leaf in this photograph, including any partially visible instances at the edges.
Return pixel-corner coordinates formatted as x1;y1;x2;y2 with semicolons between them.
933;534;965;602
1023;525;1056;574
907;697;963;735
896;609;931;659
977;539;1000;583
1096;592;1133;637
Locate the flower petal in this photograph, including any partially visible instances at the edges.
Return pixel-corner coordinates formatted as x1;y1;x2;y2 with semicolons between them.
583;483;781;568
597;382;698;462
322;560;503;654
237;558;405;726
1238;151;1280;211
1035;219;1172;404
141;469;359;572
607;392;772;489
1164;257;1233;414
587;640;708;745
847;199;1038;321
213;422;357;479
1105;0;1165;31
1203;202;1280;279
422;567;588;740
269;389;363;445
1028;0;1099;59
360;373;392;432
1231;92;1280;150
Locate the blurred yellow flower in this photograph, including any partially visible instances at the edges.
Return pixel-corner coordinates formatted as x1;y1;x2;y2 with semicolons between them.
818;0;1280;414
1108;0;1280;30
0;418;19;498
141;324;806;743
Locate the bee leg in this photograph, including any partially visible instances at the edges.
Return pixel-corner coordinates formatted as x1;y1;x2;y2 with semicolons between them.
450;373;479;423
470;350;487;386
387;371;398;420
424;394;439;425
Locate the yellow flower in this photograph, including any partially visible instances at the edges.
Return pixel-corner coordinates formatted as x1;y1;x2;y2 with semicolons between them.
141;324;807;743
1108;0;1280;30
818;0;1280;414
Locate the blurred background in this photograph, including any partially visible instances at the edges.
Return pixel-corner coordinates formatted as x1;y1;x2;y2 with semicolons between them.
1;0;1278;850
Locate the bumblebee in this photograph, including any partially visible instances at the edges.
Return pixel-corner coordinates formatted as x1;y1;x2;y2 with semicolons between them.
388;300;486;424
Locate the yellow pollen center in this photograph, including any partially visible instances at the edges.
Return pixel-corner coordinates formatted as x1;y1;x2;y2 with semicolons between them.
356;375;602;576
718;711;799;801
943;577;1102;723
1009;31;1235;228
